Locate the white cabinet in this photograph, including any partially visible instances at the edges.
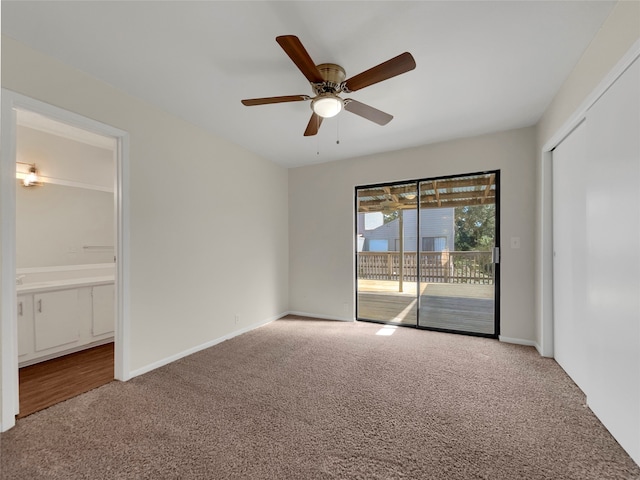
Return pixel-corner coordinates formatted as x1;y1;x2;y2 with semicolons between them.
17;283;114;366
92;284;114;336
34;289;80;351
17;295;34;357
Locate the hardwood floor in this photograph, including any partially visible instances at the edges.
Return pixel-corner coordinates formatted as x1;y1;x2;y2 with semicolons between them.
18;343;114;418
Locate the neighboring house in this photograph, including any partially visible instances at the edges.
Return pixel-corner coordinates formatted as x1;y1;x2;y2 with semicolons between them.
357;209;454;252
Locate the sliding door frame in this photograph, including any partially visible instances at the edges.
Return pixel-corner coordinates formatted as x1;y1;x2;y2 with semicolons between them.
355;169;500;339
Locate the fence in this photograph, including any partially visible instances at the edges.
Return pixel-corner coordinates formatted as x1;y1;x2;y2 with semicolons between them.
357;251;494;284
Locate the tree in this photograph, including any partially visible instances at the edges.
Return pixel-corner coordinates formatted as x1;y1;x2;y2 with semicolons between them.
383;211;399;224
455;204;495;251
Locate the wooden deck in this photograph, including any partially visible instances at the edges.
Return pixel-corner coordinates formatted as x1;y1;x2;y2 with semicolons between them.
357;280;495;334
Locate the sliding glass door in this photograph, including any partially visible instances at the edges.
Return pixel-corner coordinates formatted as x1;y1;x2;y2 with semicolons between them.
356;182;418;325
356;172;499;337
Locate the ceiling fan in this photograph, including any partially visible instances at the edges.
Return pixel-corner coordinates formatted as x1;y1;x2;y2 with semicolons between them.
241;35;416;136
379;192;404;214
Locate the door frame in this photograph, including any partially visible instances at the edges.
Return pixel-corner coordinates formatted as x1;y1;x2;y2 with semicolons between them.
0;89;131;431
354;169;500;338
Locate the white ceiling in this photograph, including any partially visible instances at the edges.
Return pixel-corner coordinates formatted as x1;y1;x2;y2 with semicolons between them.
2;1;616;168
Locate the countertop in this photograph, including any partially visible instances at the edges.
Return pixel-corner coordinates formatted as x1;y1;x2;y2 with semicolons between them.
17;276;114;294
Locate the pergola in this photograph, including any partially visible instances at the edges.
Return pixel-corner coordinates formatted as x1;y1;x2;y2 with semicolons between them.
356;173;497;212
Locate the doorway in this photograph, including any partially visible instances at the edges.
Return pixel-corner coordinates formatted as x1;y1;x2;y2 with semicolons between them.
355;171;500;337
15;110;117;417
1;90;130;431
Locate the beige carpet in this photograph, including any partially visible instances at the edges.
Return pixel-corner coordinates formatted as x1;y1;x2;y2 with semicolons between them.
2;316;639;479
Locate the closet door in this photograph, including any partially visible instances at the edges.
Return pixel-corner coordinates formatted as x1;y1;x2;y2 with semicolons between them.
552;121;588;393
585;57;640;463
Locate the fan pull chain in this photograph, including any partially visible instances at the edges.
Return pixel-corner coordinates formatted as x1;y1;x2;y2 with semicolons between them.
317;115;321;155
336;117;340;145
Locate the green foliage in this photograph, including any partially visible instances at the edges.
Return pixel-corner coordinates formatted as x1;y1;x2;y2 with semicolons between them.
383;211;399;224
455;204;495;251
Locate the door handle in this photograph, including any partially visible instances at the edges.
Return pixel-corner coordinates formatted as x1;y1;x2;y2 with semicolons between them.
37;299;42;313
18;301;23;316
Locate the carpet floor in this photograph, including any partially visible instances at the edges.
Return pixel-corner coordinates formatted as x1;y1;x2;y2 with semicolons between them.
1;316;639;479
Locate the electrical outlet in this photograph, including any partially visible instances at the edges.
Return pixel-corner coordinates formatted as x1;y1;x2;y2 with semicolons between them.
234;314;240;324
510;237;521;249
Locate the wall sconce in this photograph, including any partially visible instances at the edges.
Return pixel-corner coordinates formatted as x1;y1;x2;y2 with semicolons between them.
17;163;43;187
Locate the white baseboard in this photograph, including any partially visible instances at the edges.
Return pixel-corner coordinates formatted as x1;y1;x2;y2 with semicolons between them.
533;342;544;356
286;311;354;322
130;316;540;380
499;335;538;348
129;312;288;378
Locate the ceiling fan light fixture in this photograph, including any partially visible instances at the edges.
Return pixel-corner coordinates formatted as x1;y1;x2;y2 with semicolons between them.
311;94;343;118
241;35;416;136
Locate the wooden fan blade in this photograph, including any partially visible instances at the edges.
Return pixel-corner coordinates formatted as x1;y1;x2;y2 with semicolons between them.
344;52;416;92
344;99;393;126
242;95;309;106
276;35;324;84
304;112;323;136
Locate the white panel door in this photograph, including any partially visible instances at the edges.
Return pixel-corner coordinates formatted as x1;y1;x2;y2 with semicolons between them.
34;289;80;351
585;57;640;465
552;121;589;393
92;284;114;336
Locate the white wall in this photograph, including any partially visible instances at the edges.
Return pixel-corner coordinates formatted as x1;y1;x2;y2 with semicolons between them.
17;125;115;191
289;127;536;342
1;36;289;376
536;1;640;147
16;183;114;267
16;125;115;268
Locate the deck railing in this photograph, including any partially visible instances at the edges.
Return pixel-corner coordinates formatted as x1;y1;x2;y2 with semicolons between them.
357;251;494;284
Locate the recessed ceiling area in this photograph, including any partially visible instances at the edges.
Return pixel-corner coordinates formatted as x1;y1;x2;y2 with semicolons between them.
1;1;616;167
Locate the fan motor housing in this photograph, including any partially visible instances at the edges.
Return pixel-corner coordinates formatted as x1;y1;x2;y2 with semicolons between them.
314;63;346;94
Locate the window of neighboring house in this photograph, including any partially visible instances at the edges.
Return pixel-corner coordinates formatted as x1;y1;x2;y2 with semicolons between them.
369;239;388;252
422;236;447;252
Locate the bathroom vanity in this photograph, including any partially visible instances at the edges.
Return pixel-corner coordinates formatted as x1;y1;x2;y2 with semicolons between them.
16;264;115;366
